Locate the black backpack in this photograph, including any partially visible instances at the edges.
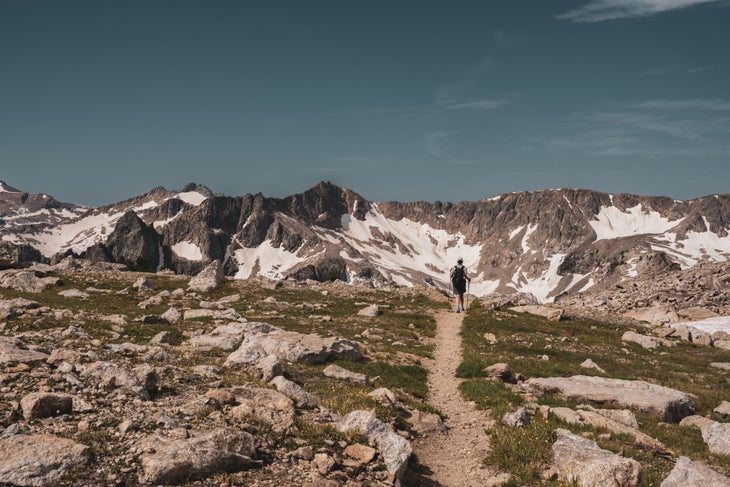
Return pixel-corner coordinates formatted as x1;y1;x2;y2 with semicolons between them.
451;265;465;286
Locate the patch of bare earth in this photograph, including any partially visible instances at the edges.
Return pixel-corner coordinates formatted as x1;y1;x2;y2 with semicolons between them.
405;311;504;487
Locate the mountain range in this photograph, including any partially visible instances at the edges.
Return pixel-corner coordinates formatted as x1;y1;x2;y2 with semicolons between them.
2;179;729;303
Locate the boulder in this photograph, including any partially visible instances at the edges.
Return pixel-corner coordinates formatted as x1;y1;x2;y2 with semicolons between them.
524;375;695;422
323;364;367;384
20;392;73;420
337;410;412;484
680;416;730;456
549;407;664;450
503;407;531;427
188;260;225;293
137;428;256;484
510;305;563;321
161;306;181;324
485;363;516;383
78;361;158;396
344;443;377;465
58;289;89;299
190;323;249;350
0;241;41;269
229;384;296;432
0;270;55;293
225;323;362;366
0;434;90;486
625;306;679;325
357;304;382;317
660;456;730;487
548;428;641;487
622;331;672;349
580;359;606;373
0;337;49;365
269;376;318;408
256;354;283;382
714;401;730;419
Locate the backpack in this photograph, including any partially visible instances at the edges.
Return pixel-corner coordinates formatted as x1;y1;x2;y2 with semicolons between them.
451;265;465;286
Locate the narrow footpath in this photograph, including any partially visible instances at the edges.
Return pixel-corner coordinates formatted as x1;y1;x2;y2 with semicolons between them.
404;311;504;487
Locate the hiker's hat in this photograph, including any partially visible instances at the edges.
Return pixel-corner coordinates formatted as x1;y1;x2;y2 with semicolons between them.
457;258;463;264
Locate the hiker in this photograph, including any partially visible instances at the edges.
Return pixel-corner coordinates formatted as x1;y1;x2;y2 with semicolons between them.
450;258;471;313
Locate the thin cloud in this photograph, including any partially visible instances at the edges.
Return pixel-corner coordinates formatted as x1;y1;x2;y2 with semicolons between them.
556;0;725;23
637;98;730;111
687;64;715;74
424;131;451;157
435;57;495;106
443;99;510;111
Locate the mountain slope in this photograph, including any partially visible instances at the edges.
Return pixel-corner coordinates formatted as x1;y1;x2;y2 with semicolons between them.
2;181;730;302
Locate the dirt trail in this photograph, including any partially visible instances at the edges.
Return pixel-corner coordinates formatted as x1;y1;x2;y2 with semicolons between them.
405;311;504;487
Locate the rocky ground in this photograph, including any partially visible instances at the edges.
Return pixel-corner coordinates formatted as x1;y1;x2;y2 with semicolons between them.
0;258;729;486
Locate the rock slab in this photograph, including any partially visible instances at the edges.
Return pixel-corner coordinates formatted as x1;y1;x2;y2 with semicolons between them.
337;410;412;484
549;428;641;487
137;428;256;484
525;375;695;422
0;434;90;486
660;456;730;487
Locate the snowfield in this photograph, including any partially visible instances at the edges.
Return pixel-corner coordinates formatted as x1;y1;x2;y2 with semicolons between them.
590;204;681;241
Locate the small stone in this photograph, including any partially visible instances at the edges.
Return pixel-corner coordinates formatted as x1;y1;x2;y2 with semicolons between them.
314;453;337;475
344;443;377;464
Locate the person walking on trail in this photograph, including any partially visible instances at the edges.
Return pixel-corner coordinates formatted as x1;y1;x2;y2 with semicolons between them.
450;258;471;313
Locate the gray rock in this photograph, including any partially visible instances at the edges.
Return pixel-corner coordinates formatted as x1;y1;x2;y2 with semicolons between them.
323;364;367;384
160;306;181;324
357;304;381;317
369;388;397;407
703;421;730;456
148;331;180;346
660;456;730;487
0;269;55;293
314;453;337;475
133;277;156;292
714;401;730;419
337;410;412;484
0;434;90;486
407;409;446;435
622;331;672;349
228;384;296;432
269;376;318;408
225;323;362;366
550;407;664;450
710;362;730;371
549;428;641;487
20;393;73;420
715;340;730;351
58;289;89;299
190;323;249;350
581;358;606;373
188;260;225;293
256;354;282;382
485;363;516;383
483;332;498;344
137;428;256;484
502;407;531;427
78;361;158;396
0;337;49;365
524;375;695;422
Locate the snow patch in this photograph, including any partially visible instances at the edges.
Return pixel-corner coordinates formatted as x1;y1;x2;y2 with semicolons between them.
652;229;730;268
234;241;310;280
508;253;568;303
672;316;730;335
174;191;207;206
521;224;538;253
509;226;525;240
171;241;203;261
590;204;680;241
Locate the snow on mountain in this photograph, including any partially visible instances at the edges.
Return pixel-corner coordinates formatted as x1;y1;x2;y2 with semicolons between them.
2;181;730;303
590;204;681;240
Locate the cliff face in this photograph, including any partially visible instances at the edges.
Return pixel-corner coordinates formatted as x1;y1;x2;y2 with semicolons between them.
3;181;730;302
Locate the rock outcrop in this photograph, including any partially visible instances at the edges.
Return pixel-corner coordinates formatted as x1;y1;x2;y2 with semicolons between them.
660;456;730;487
548;428;641;487
524;375;695;422
0;434;90;486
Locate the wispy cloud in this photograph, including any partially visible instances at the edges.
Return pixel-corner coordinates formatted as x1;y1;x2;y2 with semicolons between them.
557;0;725;23
539;98;730;158
642;64;716;76
424;131;451;157
435;57;495;106
637;98;730;111
442;99;510;111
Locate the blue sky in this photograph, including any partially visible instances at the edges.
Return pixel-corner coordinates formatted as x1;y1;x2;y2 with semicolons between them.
1;0;729;205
